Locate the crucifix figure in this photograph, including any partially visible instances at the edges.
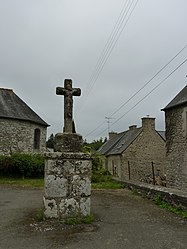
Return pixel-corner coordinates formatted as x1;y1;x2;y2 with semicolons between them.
56;79;81;133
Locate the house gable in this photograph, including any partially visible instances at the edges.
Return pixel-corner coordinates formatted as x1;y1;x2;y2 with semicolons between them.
0;88;49;155
106;128;142;156
162;85;187;111
162;85;187;191
0;88;49;127
100;117;166;182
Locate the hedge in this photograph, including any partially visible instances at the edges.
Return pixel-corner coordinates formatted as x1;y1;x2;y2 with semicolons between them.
0;153;45;178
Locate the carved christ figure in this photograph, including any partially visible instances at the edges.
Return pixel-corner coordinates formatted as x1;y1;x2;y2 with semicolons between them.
56;79;81;133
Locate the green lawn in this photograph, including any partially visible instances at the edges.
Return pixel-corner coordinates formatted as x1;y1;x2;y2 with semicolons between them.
0;177;124;189
91;180;124;189
0;177;44;188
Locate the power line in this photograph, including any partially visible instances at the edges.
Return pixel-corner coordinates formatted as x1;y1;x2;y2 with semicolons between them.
77;0;139;113
85;0;139;94
85;121;106;137
96;58;187;137
86;0;134;90
84;45;187;139
109;45;187;117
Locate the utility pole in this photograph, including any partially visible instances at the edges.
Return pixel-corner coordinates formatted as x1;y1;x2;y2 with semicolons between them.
105;117;115;134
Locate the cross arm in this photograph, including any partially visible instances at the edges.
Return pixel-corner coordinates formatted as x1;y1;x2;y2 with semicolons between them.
56;87;66;95
72;88;81;96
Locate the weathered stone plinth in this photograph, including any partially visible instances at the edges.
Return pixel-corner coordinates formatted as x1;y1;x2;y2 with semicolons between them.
43;152;92;219
54;133;83;153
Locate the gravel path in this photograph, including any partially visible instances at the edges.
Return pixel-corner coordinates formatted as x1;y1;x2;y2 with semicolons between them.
0;186;186;249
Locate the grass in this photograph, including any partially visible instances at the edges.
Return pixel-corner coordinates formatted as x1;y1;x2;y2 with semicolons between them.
0;177;44;188
92;180;124;189
64;214;95;225
154;194;187;218
131;187;140;196
35;208;45;221
0;177;124;190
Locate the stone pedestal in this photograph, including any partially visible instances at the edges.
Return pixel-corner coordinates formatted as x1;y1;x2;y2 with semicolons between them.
43;152;92;219
54;133;83;153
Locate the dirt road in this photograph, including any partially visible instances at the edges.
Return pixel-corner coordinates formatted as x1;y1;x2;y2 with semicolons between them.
0;186;186;249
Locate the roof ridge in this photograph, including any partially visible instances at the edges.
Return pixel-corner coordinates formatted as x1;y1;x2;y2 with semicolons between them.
0;88;49;127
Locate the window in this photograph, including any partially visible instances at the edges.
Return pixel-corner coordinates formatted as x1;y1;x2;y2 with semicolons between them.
34;128;40;150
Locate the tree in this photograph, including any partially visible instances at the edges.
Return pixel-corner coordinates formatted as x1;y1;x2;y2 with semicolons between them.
83;137;107;152
46;134;54;149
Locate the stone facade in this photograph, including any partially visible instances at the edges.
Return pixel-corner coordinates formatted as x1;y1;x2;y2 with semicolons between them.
43;152;92;219
0;88;49;155
101;117;166;185
0;118;47;155
164;106;187;191
162;85;187;191
120;121;166;183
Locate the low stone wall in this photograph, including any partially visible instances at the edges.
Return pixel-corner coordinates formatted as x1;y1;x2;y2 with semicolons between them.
113;178;187;210
43;152;92;219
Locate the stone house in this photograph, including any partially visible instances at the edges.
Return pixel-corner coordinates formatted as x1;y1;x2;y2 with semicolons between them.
99;117;166;184
162;85;187;191
0;88;49;155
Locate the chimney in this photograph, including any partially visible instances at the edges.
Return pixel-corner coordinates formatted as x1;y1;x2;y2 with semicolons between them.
141;116;155;130
109;131;117;139
129;125;137;130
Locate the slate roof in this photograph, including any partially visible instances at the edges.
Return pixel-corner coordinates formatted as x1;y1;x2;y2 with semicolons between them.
98;128;142;156
98;128;165;156
0;88;49;127
162;85;187;110
157;131;166;140
98;131;126;155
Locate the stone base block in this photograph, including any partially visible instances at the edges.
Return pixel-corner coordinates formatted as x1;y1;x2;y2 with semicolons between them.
43;152;92;219
54;133;83;152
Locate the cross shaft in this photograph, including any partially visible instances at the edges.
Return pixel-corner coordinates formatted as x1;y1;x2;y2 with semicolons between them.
56;79;81;133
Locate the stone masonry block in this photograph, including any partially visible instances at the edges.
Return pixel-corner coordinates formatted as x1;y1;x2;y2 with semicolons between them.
72;175;91;197
45;159;61;175
43;197;58;218
59;198;79;217
74;160;92;175
80;197;91;216
45;175;67;197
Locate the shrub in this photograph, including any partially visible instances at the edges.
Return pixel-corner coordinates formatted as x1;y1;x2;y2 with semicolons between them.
0;153;44;178
91;168;111;183
0;155;13;176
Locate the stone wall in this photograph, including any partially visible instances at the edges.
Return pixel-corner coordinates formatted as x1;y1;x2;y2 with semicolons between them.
106;119;166;184
113;178;187;210
107;155;122;178
121;129;166;183
43;152;92;219
0;118;47;155
165;106;187;191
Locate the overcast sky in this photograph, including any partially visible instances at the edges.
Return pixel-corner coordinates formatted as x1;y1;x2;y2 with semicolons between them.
0;0;187;142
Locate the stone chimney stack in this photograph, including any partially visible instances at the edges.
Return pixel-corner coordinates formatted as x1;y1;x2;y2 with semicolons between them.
141;116;155;130
109;131;117;139
129;125;137;130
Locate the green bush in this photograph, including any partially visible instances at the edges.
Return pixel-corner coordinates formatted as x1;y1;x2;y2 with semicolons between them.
0;155;13;176
0;153;44;178
91;168;112;183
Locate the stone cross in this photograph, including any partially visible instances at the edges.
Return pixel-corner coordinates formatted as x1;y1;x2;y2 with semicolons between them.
56;79;81;133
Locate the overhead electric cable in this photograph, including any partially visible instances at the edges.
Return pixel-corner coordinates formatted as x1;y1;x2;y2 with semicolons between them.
84;45;187;138
77;0;139;113
85;0;138;94
85;121;106;137
95;58;187;137
109;45;187;117
112;58;187;125
87;0;132;88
